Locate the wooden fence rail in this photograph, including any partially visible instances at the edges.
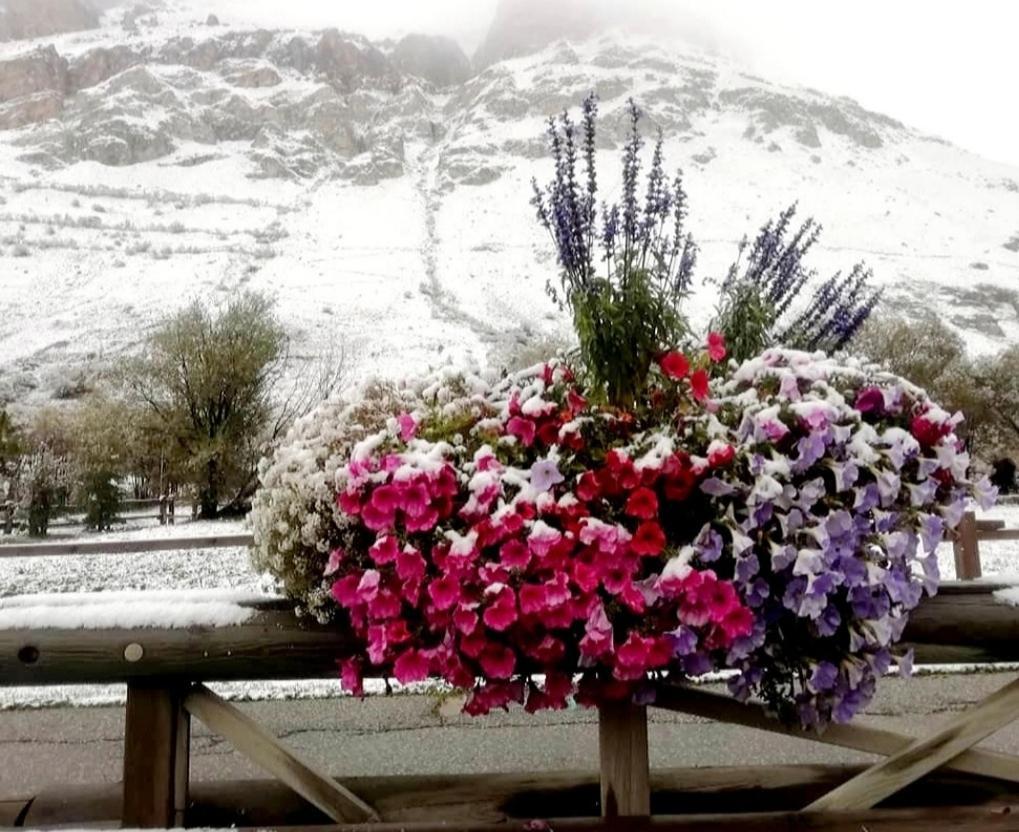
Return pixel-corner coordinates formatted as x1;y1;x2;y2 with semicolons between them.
954;511;1019;580
0;533;253;558
4;527;1019;828
2;582;1019;829
1;583;1015;686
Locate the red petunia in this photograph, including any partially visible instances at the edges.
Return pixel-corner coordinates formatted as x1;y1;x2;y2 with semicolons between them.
689;369;710;401
624;486;659;520
911;413;950;447
706;332;727;362
660;351;690;380
707;442;735;468
631;520;666;556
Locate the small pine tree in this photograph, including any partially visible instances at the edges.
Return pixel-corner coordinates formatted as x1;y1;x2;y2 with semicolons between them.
82;469;121;531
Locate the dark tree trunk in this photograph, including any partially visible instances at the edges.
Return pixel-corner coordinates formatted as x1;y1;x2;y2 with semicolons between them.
199;459;219;519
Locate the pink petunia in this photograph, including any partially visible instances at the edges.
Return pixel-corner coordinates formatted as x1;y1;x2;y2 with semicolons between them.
454;604;479;635
339;658;364;697
369;535;399;565
427;574;461;611
396;411;418;442
360;500;395;532
579;603;613;658
393;648;431;684
324;547;345;576
499;538;531;569
482;586;518;631
613;632;655;681
367;588;402;620
356;569;381;603
399;480;432;518
478;643;516;679
706;332;727;362
330;574;362;608
506;416;537;446
527;521;563;557
337;489;362;515
404;505;439;533
396;545;426;582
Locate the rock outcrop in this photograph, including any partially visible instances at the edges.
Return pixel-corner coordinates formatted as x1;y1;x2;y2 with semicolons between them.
0;46;68;102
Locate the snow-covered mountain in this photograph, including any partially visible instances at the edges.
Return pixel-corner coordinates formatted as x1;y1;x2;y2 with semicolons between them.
0;0;1017;405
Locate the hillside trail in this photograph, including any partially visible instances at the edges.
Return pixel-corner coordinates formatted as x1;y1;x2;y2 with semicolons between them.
409;141;506;350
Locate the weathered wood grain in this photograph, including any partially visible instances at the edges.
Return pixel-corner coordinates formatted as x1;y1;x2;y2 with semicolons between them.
183;684;379;824
242;804;1019;830
599;701;650;816
807;675;1019;810
122;682;190;828
0;534;253;558
653;683;1019;785
19;764;1019;828
954;511;982;580
4;582;1018;686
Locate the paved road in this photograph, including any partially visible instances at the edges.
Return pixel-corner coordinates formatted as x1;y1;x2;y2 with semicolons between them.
1;671;1018;796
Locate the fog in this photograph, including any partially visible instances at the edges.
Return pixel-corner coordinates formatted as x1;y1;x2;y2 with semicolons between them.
204;0;1018;168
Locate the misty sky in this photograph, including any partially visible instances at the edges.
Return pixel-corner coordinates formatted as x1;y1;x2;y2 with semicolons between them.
214;0;1019;168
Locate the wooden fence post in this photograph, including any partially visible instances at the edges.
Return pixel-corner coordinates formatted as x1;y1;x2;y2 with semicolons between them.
123;681;190;828
954;511;981;580
599;700;651;817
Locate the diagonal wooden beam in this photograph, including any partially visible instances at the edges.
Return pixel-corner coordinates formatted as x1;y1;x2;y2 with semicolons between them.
653;683;1019;785
806;675;1019;811
182;684;379;823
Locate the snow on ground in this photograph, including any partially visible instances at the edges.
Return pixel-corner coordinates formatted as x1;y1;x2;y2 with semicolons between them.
0;519;269;597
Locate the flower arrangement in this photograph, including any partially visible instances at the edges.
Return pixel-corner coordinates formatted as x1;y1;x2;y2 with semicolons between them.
250;94;992;726
322;339;754;714
252;341;991;723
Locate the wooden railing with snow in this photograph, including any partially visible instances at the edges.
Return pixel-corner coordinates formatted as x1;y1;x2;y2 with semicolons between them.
3;526;1019;832
954;511;1019;580
5;577;1019;830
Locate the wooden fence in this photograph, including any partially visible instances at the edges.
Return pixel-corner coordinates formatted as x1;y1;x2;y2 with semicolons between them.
4;580;1019;829
1;496;183;535
953;511;1019;580
3;522;1019;829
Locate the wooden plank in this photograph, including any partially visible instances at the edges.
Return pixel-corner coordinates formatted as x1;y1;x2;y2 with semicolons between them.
599;701;650;817
182;684;379;824
122;682;190;828
3;582;1019;686
0;533;253;558
976;530;1019;541
954;511;982;580
653;684;1019;784
977;519;1007;532
241;805;1019;830
26;763;1017;828
807;675;1019;811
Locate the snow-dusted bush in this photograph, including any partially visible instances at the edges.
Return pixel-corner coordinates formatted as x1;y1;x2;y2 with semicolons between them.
250;379;440;619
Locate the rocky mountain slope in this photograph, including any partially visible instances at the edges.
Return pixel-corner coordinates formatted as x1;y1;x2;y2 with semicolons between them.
0;0;98;43
0;0;1017;405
